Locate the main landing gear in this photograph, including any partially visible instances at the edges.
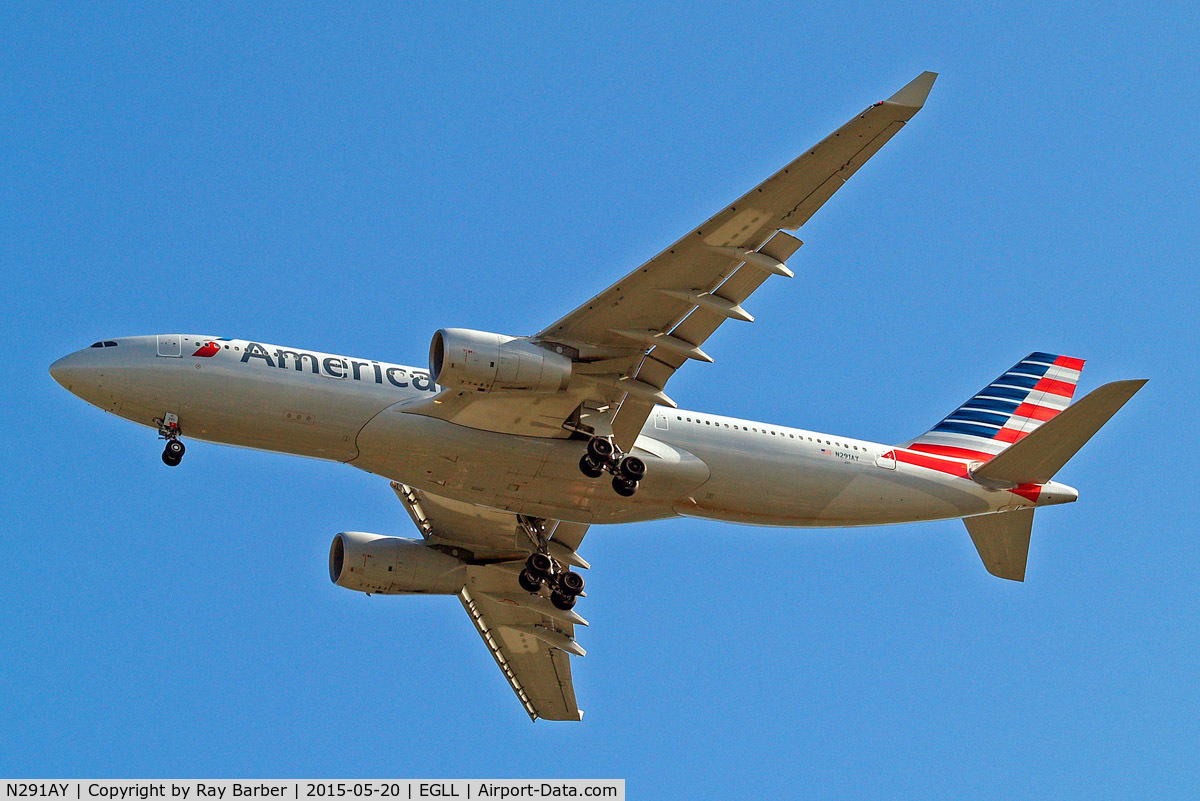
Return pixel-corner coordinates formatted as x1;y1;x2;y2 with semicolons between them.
519;551;586;611
516;515;586;611
578;436;646;497
155;413;186;467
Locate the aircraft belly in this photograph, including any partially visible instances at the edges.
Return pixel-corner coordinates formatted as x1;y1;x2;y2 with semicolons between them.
676;441;855;525
107;359;388;461
819;465;995;524
352;408;706;523
674;437;995;527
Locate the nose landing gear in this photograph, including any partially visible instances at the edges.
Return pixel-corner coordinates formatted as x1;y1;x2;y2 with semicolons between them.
155;413;185;467
577;436;646;496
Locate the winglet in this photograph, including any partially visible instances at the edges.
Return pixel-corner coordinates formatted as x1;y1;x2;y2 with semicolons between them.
886;71;938;109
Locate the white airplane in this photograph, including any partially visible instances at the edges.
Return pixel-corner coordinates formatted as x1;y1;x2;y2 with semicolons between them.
50;72;1144;722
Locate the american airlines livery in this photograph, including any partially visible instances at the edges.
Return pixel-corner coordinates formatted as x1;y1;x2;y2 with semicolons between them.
50;72;1145;721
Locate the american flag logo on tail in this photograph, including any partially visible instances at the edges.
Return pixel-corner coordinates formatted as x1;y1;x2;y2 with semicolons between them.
905;352;1085;463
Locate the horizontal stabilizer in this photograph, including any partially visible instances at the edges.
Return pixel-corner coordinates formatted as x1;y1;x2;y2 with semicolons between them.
886;71;938;109
964;509;1034;582
972;380;1147;485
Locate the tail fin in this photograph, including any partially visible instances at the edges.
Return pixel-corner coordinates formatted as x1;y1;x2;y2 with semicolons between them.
962;377;1146;583
907;352;1087;462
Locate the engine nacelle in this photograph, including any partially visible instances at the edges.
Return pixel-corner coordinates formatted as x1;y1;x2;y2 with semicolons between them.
429;328;572;394
329;532;467;595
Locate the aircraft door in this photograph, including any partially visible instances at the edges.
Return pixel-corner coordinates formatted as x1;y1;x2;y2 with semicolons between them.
156;334;182;357
654;412;669;431
874;449;897;470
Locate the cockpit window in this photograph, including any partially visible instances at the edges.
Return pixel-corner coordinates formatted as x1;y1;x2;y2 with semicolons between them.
103;341;117;347
91;342;103;348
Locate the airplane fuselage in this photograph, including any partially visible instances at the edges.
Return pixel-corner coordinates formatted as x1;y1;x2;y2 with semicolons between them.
50;334;1078;528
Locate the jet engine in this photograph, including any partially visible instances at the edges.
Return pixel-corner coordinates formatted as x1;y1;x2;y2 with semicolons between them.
329;532;467;595
429;328;572;394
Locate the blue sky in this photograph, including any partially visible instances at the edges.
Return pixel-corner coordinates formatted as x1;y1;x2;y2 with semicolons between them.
2;1;1197;796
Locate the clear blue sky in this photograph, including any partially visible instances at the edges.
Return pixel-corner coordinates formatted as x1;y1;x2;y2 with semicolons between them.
2;2;1196;796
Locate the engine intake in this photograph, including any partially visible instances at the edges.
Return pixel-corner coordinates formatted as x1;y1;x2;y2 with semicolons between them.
429;328;571;394
329;532;467;595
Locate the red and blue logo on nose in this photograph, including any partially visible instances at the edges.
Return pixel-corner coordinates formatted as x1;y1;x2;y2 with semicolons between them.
191;337;231;358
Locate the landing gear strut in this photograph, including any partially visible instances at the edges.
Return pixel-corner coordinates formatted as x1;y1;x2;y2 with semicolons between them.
577;436;646;496
155;413;185;467
516;516;587;611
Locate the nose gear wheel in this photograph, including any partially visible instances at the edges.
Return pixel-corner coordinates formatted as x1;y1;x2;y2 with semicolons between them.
154;413;185;467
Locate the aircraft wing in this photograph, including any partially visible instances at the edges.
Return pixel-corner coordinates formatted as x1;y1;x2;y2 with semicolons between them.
391;482;590;720
460;565;586;721
406;72;936;448
537;71;937;447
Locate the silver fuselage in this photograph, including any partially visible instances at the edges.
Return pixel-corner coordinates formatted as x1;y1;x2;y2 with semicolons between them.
50;334;1078;527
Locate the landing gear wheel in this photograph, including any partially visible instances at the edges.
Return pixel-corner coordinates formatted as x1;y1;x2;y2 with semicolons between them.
162;450;181;467
578;454;604;479
550;590;577;611
518;568;542;593
164;439;185;459
526;551;555;579
617;455;646;481
586;437;615;462
557;570;585;597
612;476;638;497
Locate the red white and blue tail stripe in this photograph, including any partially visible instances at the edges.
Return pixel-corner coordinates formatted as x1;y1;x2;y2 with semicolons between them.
904;352;1085;463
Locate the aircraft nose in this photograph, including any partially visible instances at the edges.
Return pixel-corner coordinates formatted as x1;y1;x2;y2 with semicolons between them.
49;350;90;390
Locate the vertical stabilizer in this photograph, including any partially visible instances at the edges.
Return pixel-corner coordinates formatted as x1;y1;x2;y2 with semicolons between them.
907;353;1086;462
964;509;1034;582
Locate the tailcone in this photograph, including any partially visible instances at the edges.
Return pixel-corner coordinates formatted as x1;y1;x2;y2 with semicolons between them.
1038;481;1078;506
